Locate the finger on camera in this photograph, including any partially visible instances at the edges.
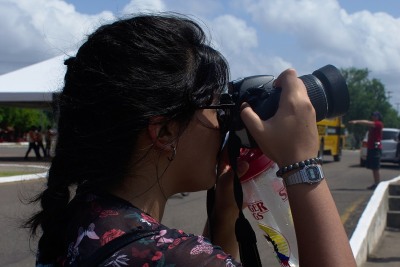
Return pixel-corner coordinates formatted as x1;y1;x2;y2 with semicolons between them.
240;103;263;129
240;104;268;146
275;69;309;109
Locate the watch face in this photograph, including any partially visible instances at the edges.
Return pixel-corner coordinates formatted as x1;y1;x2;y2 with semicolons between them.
284;164;324;186
306;166;321;181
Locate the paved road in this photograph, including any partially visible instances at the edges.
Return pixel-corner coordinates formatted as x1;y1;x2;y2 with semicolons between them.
1;146;399;266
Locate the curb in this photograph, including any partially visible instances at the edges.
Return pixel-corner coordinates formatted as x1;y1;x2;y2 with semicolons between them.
0;142;28;146
0;172;47;183
349;175;400;266
0;163;48;183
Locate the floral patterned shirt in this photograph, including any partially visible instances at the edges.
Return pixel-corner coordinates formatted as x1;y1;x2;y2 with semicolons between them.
36;193;241;267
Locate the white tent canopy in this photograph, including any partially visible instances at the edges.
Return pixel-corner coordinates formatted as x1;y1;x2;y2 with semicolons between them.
0;54;68;109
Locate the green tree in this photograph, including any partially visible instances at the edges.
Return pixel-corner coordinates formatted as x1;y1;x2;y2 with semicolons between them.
341;67;400;148
0;107;52;140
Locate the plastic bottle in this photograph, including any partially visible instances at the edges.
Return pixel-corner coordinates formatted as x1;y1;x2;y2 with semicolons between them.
239;148;299;267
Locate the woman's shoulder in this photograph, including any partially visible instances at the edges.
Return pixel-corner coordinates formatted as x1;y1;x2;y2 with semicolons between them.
61;193;161;265
63;193;241;266
67;193;162;235
99;229;242;267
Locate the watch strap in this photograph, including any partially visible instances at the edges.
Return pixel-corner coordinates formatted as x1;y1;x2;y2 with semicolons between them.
283;164;324;186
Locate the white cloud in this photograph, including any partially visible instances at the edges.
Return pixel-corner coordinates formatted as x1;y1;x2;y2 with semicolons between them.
243;0;352;59
346;11;400;70
122;0;166;14
206;14;291;79
0;0;114;73
239;0;400;103
211;15;258;54
240;0;399;66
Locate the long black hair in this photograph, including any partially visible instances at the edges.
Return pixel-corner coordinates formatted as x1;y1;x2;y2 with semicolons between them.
25;13;229;263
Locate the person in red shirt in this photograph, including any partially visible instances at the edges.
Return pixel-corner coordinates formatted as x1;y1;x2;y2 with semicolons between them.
349;111;384;189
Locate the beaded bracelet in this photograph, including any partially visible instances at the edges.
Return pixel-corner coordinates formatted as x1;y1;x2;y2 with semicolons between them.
276;157;323;177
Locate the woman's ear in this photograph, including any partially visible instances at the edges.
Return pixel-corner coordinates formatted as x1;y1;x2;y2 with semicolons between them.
148;117;179;151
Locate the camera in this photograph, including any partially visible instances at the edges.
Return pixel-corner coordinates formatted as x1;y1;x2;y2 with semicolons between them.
227;64;349;148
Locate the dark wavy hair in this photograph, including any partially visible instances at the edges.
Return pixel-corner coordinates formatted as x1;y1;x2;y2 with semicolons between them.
25;13;229;263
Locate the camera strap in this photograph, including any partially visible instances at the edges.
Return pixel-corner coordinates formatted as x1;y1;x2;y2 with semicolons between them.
229;132;263;267
207;131;262;267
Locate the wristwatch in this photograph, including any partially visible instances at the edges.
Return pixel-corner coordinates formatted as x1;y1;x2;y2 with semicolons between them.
283;164;324;186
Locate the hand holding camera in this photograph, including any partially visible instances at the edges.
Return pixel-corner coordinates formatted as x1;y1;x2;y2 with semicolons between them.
222;64;349;166
240;68;320;167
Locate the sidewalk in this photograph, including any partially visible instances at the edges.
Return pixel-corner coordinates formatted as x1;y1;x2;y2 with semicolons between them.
362;228;400;267
0;142;49;183
0;162;48;183
351;178;400;267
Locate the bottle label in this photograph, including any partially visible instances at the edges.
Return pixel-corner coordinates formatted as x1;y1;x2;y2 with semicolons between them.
271;177;289;202
247;200;269;220
258;223;292;267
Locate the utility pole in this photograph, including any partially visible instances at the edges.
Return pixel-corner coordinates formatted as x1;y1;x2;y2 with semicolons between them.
387;90;393;101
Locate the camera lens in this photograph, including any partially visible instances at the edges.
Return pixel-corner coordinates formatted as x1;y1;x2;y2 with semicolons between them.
300;64;349;121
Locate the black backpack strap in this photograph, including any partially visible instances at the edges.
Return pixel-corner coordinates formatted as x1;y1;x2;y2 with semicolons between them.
81;229;159;267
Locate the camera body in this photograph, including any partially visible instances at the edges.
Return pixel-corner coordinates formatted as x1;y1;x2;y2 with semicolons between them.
227;65;349;148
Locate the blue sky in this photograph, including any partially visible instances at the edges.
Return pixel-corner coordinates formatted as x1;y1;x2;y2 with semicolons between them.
1;0;399;106
67;0;400;17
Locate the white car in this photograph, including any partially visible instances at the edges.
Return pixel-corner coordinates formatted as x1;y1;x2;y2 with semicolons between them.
360;128;400;166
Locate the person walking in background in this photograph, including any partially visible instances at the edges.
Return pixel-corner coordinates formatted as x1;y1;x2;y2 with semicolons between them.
45;126;56;158
349;111;384;190
24;126;41;160
36;126;46;158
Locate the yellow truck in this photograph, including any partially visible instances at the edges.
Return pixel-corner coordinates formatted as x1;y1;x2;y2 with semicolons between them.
317;117;345;161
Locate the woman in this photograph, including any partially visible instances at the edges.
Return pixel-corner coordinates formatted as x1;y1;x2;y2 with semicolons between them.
26;13;356;267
